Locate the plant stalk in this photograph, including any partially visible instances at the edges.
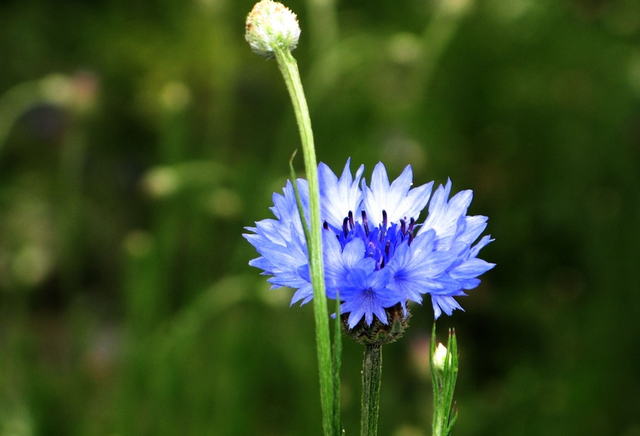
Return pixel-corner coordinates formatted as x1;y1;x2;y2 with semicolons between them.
361;343;383;436
274;47;334;436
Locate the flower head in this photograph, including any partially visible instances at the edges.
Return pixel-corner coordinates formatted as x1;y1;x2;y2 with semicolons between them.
244;159;494;328
245;0;300;58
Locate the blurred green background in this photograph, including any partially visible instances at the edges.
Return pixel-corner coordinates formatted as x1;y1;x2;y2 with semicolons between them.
1;0;639;435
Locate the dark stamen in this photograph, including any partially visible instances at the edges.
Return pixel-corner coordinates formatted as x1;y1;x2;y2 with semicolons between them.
323;221;329;230
400;219;406;234
382;210;388;229
342;217;349;237
408;217;415;234
348;211;355;230
385;241;390;256
361;211;370;237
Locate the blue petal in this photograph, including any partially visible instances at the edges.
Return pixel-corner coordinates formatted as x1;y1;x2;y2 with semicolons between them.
386;230;457;303
362;163;433;227
339;267;397;328
455;215;488;245
470;235;494;258
319;158;364;230
425;189;473;244
342;239;367;269
450;258;496;279
431;295;464;319
291;283;314;306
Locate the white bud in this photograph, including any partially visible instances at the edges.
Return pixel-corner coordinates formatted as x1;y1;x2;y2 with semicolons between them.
245;0;300;58
433;343;448;370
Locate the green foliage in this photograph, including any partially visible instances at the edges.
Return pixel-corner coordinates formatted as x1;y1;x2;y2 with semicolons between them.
1;0;640;435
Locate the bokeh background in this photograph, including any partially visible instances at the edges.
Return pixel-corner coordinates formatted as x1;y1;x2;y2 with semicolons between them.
1;0;639;435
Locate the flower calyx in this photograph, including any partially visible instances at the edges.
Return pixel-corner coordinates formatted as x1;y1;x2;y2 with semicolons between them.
342;303;410;345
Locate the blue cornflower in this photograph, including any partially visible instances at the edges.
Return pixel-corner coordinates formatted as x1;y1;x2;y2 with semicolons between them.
244;159;494;328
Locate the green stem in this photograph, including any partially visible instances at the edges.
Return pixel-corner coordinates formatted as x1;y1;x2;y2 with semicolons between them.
274;47;334;436
361;343;383;436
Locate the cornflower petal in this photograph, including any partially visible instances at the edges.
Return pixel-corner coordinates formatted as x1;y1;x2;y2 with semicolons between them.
446;235;496;291
363;163;433;227
450;258;495;280
245;224;307;281
340;266;396;329
470;235;494;258
319;158;364;230
386;230;457;304
323;236;372;300
290;282;314;305
456;215;488;245
419;180;473;246
431;295;464;319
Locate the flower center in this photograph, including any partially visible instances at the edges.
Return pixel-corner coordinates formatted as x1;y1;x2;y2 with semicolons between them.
326;210;416;271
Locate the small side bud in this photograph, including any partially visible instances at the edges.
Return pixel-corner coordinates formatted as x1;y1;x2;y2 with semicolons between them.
245;0;300;59
432;343;448;370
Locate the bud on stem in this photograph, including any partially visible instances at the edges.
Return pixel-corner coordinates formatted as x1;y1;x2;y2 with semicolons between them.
431;324;459;436
245;0;301;58
245;2;335;435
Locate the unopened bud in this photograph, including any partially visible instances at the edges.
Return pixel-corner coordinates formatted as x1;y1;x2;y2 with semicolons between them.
245;0;300;59
433;343;448;370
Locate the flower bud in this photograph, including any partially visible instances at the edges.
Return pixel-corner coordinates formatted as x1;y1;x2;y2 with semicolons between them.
432;343;448;370
245;0;300;58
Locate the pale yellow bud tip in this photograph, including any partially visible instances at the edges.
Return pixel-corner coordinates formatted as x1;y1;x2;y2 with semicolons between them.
433;343;448;370
245;0;300;58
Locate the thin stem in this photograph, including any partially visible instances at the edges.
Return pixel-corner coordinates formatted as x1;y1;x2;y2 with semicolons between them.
361;344;383;436
275;47;334;436
332;293;342;433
